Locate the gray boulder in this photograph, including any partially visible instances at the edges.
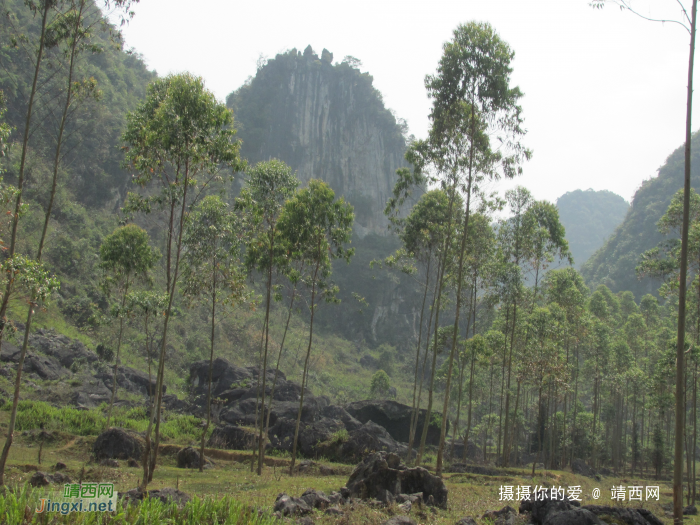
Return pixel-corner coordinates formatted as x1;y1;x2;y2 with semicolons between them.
93;428;144;461
345;451;448;508
0;343;67;381
96;366;161;397
29;329;98;368
273;493;312;517
30;471;72;487
208;425;257;450
345;399;445;445
176;447;212;469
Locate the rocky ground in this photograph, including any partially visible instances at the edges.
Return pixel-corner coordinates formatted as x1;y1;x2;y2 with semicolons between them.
0;330;692;524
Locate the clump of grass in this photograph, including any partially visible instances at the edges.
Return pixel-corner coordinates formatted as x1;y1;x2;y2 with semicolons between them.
0;483;277;524
3;401;208;443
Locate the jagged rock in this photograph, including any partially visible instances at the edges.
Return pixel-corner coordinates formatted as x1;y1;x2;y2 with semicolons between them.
99;458;119;468
29;329;98;368
482;505;517;525
582;505;663;525
300;488;330;510
571;458;597;478
96;367;162;398
127;458;139;468
120;488;191;506
325;506;343;516
345;451;447;508
520;491;663;525
29;471;72;486
93;428;144;461
345;400;446;445
163;394;189;412
0;343;67;381
273;493;312;517
208;425;257;450
29;471;51;487
73;380;112;408
176;447;212;469
268;417;344;457
328;491;345;505
455;518;478;525
685;505;698;515
321;405;363;431
54;462;67;471
330;420;405;462
189;358;268;399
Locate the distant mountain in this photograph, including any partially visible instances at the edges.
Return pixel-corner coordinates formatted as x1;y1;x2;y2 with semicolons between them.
556;189;629;269
581;130;700;298
227;46;411;238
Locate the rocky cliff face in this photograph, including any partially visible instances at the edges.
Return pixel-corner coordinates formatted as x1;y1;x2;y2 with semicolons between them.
228;46;410;237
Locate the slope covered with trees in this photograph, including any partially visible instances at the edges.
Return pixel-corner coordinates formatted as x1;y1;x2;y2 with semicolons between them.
556;189;629;269
582;131;700;297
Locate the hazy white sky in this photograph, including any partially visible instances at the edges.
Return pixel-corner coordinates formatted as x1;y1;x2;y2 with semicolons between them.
115;0;698;205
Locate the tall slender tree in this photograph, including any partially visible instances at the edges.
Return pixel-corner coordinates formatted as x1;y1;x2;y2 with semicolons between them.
99;224;159;429
236;159;298;475
181;195;247;472
121;72;243;490
279;179;354;475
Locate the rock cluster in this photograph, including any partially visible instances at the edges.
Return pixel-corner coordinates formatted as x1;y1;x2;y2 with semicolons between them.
345;451;447;508
519;491;663;525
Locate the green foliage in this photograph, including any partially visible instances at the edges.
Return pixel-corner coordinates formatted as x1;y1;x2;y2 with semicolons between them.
100;224;159;295
122;72;244;219
0;484;277;524
582;130;700;297
369;369;391;399
3;400;206;442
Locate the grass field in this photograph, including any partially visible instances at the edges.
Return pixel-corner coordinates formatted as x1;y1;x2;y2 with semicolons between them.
0;423;694;525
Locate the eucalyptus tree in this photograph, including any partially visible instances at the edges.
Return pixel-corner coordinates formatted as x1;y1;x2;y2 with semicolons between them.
543;267;588;468
0;0;139;340
278;179;354;476
0;256;59;485
121;72;243;489
592;0;698;515
391;189;456;463
99;224;159;429
521;305;567;476
123;290;168;400
458;333;487;462
181;195;247;473
425;21;531;475
236;159;298;475
495;188;571;466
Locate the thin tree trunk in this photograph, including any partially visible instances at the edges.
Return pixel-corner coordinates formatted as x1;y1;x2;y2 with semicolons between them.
462;331;477;463
0;4;83;482
675;1;698;520
257;231;276;475
290;260;320;476
407;258;432;463
263;281;299;452
142;163;190;489
200;281;216;472
409;263;440;465
106;301;127;429
0;2;50;345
